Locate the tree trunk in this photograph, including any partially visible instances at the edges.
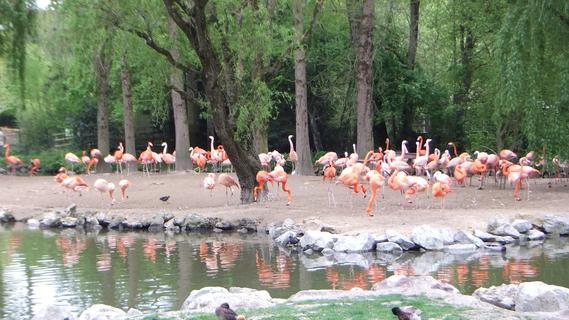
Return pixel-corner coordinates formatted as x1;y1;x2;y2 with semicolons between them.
185;70;201;146
94;38;111;173
253;126;268;154
308;108;324;151
353;0;375;156
120;53;136;173
168;17;192;171
164;0;260;203
407;0;420;69
293;0;313;175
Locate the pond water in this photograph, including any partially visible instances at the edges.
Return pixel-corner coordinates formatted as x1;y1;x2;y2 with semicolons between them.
1;224;569;319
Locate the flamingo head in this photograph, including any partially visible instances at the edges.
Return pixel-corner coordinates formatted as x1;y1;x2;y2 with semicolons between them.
188;147;193;152
161;142;167;147
58;167;67;173
402;140;408;145
288;135;293;139
426;138;432;145
209;136;214;140
148;142;153;147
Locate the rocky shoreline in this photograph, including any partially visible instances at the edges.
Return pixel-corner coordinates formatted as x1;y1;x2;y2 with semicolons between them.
31;275;569;319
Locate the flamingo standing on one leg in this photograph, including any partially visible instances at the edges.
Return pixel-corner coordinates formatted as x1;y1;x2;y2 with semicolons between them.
287;135;297;174
93;178;116;206
323;160;337;207
64;152;81;173
203;173;216;196
365;170;385;216
217;173;240;205
119;179;130;200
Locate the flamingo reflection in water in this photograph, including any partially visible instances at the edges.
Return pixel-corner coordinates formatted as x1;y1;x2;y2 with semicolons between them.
56;236;87;267
255;251;291;289
199;241;242;276
143;237;159;263
503;260;539;284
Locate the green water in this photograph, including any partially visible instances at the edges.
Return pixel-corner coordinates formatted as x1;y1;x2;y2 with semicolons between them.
0;223;568;319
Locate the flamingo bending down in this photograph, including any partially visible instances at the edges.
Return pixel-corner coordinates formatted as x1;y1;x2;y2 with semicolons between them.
203;173;216;196
315;152;338;166
454;164;467;186
365;170;385;216
61;176;89;196
217;173;240;205
29;158;40;176
93;178;116;205
432;182;451;209
287;135;297;174
119;179;130;200
269;169;292;205
253;170;273;203
161;142;176;173
335;169;367;209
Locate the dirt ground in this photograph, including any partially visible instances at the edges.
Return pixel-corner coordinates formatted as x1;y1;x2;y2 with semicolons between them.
1;171;568;235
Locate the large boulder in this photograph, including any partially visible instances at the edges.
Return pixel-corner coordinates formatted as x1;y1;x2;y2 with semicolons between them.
60;217;78;228
182;213;213;231
148;215;165;230
27;218;40;229
527;229;545;241
515;281;569;312
181;287;275;313
108;216;125;229
372;275;459;296
78;304;125;320
299;231;335;252
0;209;15;223
40;211;61;228
474;230;496;242
487;218;520;239
274;231;299;247
376;242;403;253
473;284;519;310
302;218;337;233
32;304;76;320
333;233;375;252
386;230;416;251
511;219;532;233
454;230;484;247
542;215;569;235
410;225;445;250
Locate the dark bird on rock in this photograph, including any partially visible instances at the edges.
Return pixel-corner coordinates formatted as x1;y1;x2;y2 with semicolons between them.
215;302;246;320
159;195;170;202
392;306;422;320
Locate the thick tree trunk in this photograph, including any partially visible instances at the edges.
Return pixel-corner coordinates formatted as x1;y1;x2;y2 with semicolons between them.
308;109;324;152
168;17;192;171
120;53;136;173
407;0;420;69
253;126;268;154
164;0;260;203
185;70;201;147
354;0;375;156
293;0;313;175
94;39;111;173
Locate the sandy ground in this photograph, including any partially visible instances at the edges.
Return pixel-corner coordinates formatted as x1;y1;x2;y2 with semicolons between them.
1;171;569;235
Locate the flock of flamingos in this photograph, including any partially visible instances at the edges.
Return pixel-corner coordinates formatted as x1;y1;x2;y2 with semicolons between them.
3;134;568;216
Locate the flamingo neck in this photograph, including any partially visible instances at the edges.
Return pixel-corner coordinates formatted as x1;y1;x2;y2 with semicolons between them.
453;144;458;157
210;137;215;152
4;145;9;159
418;136;423;151
163;143;168;155
385;139;390;151
289;137;294;152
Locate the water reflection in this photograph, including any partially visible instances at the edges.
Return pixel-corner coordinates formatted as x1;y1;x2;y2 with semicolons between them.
0;224;568;319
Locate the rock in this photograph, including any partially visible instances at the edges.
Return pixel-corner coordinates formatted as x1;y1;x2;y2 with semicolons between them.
27;218;40;229
333;233;375;252
268;226;289;239
372;275;459;295
515;281;569;312
386;230;416;251
108;216;125;229
376;242;403;253
303;248;314;255
32;303;76;320
149;215;164;229
64;203;77;216
484;242;506;252
182;213;212;231
215;221;235;231
126;308;143;316
274;231;298;247
302;218;337;233
122;218;144;229
454;230;484;247
282;218;295;229
444;243;477;254
85;216;100;228
373;233;388;243
527;229;545;241
474;230;496;242
0;209;15;223
299;231;335;252
173;216;185;226
487;218;520;239
164;219;180;232
40;211;61;228
181;287;275;313
95;213;111;227
542;215;569;235
60;217;78;228
237;228;248;234
78;304;125;320
235;218;258;232
494;236;515;244
162;212;174;222
321;248;334;256
473;284;519;310
213;228;223;233
410;225;445;250
511;219;532;233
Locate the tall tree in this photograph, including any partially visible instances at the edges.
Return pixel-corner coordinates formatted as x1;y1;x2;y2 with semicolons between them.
119;52;136;172
163;0;261;202
407;0;420;69
347;0;375;156
94;35;112;171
